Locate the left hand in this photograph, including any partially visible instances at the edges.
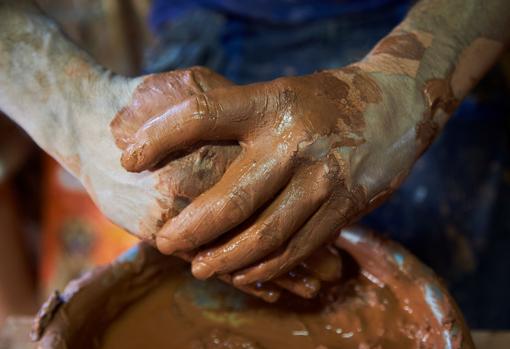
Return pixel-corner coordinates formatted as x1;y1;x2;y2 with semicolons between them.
121;64;429;286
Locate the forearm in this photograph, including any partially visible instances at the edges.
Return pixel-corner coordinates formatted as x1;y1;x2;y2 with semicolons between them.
0;0;133;177
360;0;509;124
0;1;155;235
400;0;509;98
324;0;508;197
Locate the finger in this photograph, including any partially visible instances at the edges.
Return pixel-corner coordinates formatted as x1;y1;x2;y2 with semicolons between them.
174;250;281;302
216;274;281;303
299;245;342;282
187;251;321;302
191;163;330;279
156;149;294;255
235;283;281;303
111;67;234;150
273;268;321;299
121;83;271;172
233;199;354;286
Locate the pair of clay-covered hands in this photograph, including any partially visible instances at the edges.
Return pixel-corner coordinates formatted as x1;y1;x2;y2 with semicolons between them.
104;61;423;300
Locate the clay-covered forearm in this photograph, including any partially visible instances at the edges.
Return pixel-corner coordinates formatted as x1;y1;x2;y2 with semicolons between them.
0;0;132;176
0;0;154;237
352;0;509;156
399;0;509;98
363;0;509;110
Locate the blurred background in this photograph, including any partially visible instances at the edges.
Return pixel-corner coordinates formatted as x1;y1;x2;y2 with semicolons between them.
0;0;509;347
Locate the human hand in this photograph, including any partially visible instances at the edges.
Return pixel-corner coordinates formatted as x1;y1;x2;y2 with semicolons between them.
121;62;441;286
106;67;342;300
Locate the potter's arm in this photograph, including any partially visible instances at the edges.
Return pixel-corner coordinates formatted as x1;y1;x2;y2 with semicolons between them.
0;0;136;178
363;0;510;108
0;0;157;237
407;0;509;98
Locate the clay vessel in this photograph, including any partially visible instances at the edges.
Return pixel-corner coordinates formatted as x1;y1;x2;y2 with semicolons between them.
32;227;475;349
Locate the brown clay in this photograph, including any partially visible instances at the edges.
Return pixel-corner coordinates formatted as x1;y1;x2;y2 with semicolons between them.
100;230;472;349
371;32;426;60
33;228;474;349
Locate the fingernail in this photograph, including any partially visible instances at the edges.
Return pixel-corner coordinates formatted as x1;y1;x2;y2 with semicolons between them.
121;148;137;171
121;144;144;172
192;261;215;280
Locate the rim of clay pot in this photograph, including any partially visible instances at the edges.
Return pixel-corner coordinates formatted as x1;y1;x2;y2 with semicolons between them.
32;226;474;349
335;226;474;349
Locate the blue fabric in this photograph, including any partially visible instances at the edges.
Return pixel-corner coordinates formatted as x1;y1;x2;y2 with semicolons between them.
144;4;409;82
144;2;510;329
150;0;404;32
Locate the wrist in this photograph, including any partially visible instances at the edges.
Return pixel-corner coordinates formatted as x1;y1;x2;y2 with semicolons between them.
68;74;137;178
353;28;456;133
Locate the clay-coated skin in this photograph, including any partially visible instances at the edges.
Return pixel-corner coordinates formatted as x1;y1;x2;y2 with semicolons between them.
0;0;343;300
1;0;509;295
121;0;510;285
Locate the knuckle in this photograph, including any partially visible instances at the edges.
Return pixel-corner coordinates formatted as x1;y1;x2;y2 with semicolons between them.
190;66;213;75
188;67;211;89
266;78;297;111
192;93;218;122
224;187;252;221
180;69;194;81
272;76;293;89
276;88;297;111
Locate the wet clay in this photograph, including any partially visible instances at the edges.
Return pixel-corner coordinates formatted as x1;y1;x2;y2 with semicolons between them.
101;268;412;349
44;228;469;349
